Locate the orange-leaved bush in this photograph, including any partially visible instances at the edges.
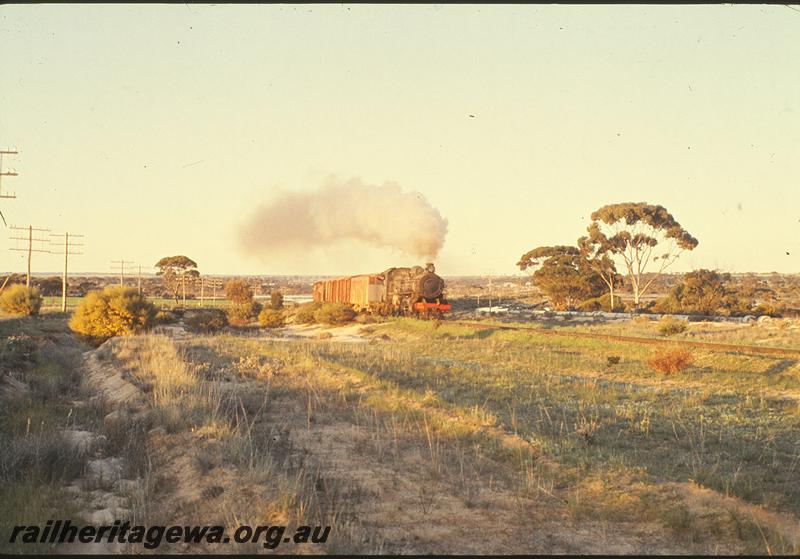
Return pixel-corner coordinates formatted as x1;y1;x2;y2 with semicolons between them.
69;286;156;344
648;347;693;375
0;284;43;316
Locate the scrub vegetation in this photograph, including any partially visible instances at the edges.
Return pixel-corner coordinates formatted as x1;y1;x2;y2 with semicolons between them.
2;313;799;554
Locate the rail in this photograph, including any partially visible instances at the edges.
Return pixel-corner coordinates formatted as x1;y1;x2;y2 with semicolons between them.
453;321;800;358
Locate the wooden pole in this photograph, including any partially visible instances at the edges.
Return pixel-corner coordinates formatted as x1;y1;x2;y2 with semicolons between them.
61;232;68;312
26;225;32;291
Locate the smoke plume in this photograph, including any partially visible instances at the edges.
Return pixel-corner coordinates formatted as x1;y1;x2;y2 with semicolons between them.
238;177;448;259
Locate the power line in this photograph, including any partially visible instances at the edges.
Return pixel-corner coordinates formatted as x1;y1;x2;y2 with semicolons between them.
111;259;135;285
0;148;19;227
9;225;51;290
50;232;84;312
0;149;19;200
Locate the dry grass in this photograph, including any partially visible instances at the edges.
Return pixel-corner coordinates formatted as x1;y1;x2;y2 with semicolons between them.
0;316;99;553
648;348;694;375
4;313;799;554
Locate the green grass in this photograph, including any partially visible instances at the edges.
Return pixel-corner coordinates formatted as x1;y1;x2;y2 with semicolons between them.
39;295;232;311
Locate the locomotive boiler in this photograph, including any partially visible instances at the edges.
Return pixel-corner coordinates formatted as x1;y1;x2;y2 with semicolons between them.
312;263;452;317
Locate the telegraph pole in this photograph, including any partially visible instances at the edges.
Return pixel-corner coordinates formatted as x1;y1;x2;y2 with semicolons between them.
0;149;19;201
9;225;51;291
137;265;142;294
0;149;19;232
50;232;84;312
111;260;135;285
489;275;493;314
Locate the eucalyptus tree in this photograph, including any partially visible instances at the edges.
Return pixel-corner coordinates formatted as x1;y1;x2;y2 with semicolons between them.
516;245;605;310
155;255;198;304
586;203;698;307
577;234;623;311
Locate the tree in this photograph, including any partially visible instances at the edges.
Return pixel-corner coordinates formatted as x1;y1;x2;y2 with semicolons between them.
680;269;729;315
225;279;259;326
731;274;780;316
587;203;698;307
654;269;730;315
35;276;63;297
270;291;284;310
516;245;605;310
577;235;623;311
225;279;253;305
155;256;198;304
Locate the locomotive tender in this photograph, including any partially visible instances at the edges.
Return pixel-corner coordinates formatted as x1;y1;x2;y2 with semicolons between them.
312;263;452;317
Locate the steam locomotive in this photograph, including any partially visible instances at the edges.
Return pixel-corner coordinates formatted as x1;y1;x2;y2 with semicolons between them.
312;263;452;317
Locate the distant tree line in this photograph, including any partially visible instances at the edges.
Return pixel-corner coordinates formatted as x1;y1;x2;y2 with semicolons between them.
518;202;788;316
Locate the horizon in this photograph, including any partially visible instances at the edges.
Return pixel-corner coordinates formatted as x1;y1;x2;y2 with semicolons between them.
15;270;800;280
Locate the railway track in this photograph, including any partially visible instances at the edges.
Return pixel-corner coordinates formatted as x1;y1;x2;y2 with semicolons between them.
453;321;800;358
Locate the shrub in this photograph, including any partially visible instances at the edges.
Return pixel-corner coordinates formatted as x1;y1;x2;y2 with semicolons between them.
355;313;377;324
577;294;625;313
648;348;693;375
0;285;43;316
225;279;254;305
69;286;156;344
652;294;681;315
227;301;261;327
185;309;228;333
270;291;284;310
295;301;323;324
258;308;285;329
314;302;356;325
155;310;178;325
658;316;687;336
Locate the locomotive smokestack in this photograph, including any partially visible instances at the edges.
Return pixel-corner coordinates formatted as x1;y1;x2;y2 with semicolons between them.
238;177;449;259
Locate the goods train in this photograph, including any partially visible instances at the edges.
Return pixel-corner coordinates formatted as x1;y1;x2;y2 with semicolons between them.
312;263;452;317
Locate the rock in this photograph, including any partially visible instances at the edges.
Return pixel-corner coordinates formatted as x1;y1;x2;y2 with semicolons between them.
62;430;96;454
102;494;129;510
148;426;166;437
86;457;123;485
1;373;29;398
113;479;141;495
103;409;130;431
88;491;127;511
87;508;116;525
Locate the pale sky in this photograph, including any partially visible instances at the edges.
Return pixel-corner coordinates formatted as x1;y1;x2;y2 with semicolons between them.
1;4;799;276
